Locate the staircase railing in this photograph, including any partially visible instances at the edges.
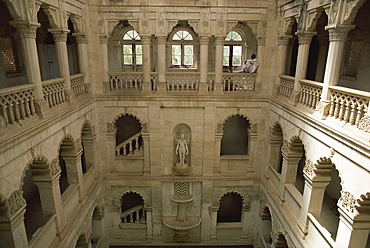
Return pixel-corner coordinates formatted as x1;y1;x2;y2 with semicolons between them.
121;204;146;224
115;132;143;156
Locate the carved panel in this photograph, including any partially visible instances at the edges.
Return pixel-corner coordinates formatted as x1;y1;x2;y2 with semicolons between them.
338;191;357;214
7;190;26;216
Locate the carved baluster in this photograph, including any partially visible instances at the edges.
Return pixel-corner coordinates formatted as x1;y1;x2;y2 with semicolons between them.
299;88;304;104
135;210;139;223
8;104;15;124
135;137;139;152
2;106;9;124
343;102;350;123
30;98;36;115
19;100;26;119
338;100;345;120
47;93;52;107
14;103;20;122
25;99;31;117
349;103;356;125
334;100;340;118
129;141;133;154
329;98;335;117
355;105;363;127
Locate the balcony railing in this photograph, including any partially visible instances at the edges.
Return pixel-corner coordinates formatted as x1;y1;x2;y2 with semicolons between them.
328;86;370;127
0;84;36;125
299;79;323;110
71;73;87;98
222;73;257;92
277;75;294;98
166;72;199;92
109;72;142;91
42;78;66;108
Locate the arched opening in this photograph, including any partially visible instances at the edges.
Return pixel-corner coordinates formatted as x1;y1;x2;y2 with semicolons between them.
320;165;341;240
314;11;329;82
268;122;284;173
294;148;305;194
115;115;142;156
58;136;77;194
81;121;95;173
22;167;44;242
261;206;272;245
121;192;146;223
289;22;298;77
306;35;319;80
274;232;289;248
0;0;25;89
91;206;103;247
221;115;250;155
217;192;243;223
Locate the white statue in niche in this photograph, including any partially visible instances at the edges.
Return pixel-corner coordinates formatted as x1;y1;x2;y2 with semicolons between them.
175;131;189;167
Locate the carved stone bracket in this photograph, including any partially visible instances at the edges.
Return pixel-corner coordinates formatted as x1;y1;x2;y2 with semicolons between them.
50;158;61;178
306;9;323;32
303;159;316;179
106;122;116;133
338;191;358;215
358;116;370;133
7;190;26;216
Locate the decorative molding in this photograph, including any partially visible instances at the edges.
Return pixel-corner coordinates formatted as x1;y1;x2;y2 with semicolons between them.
303;159;315;178
7;190;26;216
216;123;223;133
73;33;88;44
49;29;69;42
358;116;370;133
112;196;122;211
297;31;315;45
50;158;61;178
327;26;353;42
250;123;258;134
10;21;40;39
338;191;357;214
106;122;116;133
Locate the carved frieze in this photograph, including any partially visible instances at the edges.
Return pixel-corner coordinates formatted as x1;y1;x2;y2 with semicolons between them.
338;191;357;214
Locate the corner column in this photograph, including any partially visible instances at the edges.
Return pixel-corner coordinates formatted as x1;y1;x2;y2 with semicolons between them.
11;21;47;117
156;36;167;93
99;35;110;93
214;36;225;94
141;36;151;93
199;36;210;94
49;29;73;101
316;26;353;118
291;32;315;104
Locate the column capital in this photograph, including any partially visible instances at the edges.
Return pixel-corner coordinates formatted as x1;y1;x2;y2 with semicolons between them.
199;36;210;45
215;35;226;44
277;35;292;46
156;35;167;44
10;21;40;39
99;34;109;44
141;35;151;44
257;36;266;46
49;29;70;42
73;33;88;44
296;31;315;45
326;25;354;41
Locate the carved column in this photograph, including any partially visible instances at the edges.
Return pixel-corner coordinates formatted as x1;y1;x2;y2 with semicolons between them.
11;22;47;118
49;29;73;101
292;32;315;104
214;36;225;94
209;206;218;241
241;203;251;240
156;36;167;93
74;33;90;92
256;36;266;91
141;36;151;93
145;206;153;241
32;161;64;227
0;190;28;248
316;26;353;118
277;36;292;76
142;130;151;175
248;124;258;173
99;35;110;93
199;36;210;94
335;192;370;248
213;130;223;175
92;205;105;245
62;147;86;200
314;37;329;82
298;159;332;235
106;122;117;172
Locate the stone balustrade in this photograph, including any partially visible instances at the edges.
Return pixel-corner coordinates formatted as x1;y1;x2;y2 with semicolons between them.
42;78;66;108
115;132;143;156
328;85;370;127
278;75;295;98
166;72;199;92
71;73;87;98
299;79;323;110
121;204;146;224
0;84;36;125
222;73;258;92
109;72;143;91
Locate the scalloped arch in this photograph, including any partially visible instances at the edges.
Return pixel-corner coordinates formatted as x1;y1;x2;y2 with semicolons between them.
220;114;251;129
19;155;50;189
217;190;246;208
121;190;149;207
113;113;143;127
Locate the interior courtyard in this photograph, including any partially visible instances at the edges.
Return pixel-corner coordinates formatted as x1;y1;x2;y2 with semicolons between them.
0;0;370;247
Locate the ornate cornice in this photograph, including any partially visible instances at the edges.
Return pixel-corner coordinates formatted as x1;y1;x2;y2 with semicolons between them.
10;22;40;39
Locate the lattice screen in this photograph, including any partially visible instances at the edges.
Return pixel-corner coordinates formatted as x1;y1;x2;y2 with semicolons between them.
0;37;18;74
343;40;363;77
174;182;190;196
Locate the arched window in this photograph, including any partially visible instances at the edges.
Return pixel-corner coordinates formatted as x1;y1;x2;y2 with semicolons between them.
221;115;250;155
223;31;243;68
115;115;142;156
171;30;194;67
121;192;146;224
122;30;142;69
217;192;243;222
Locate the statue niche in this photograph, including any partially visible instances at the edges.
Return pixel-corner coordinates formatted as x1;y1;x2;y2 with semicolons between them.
173;125;191;175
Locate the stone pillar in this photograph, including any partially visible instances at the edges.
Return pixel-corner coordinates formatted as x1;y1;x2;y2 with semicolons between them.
214;36;225;94
316;26;353;118
99;35;110;93
142;131;151;175
145;207;153;241
11;21;48;117
277;36;292;76
141;36;151;93
241;204;251;240
33;166;64;226
210;207;218;240
36;33;48;81
156;36;167;93
63;148;86;200
92;206;105;245
49;29;73;101
199;36;210;94
256;36;266;91
291;32;315;104
74;33;90;92
0;190;28;248
314;37;329;82
247;125;258;173
213;132;222;175
335;192;370;248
